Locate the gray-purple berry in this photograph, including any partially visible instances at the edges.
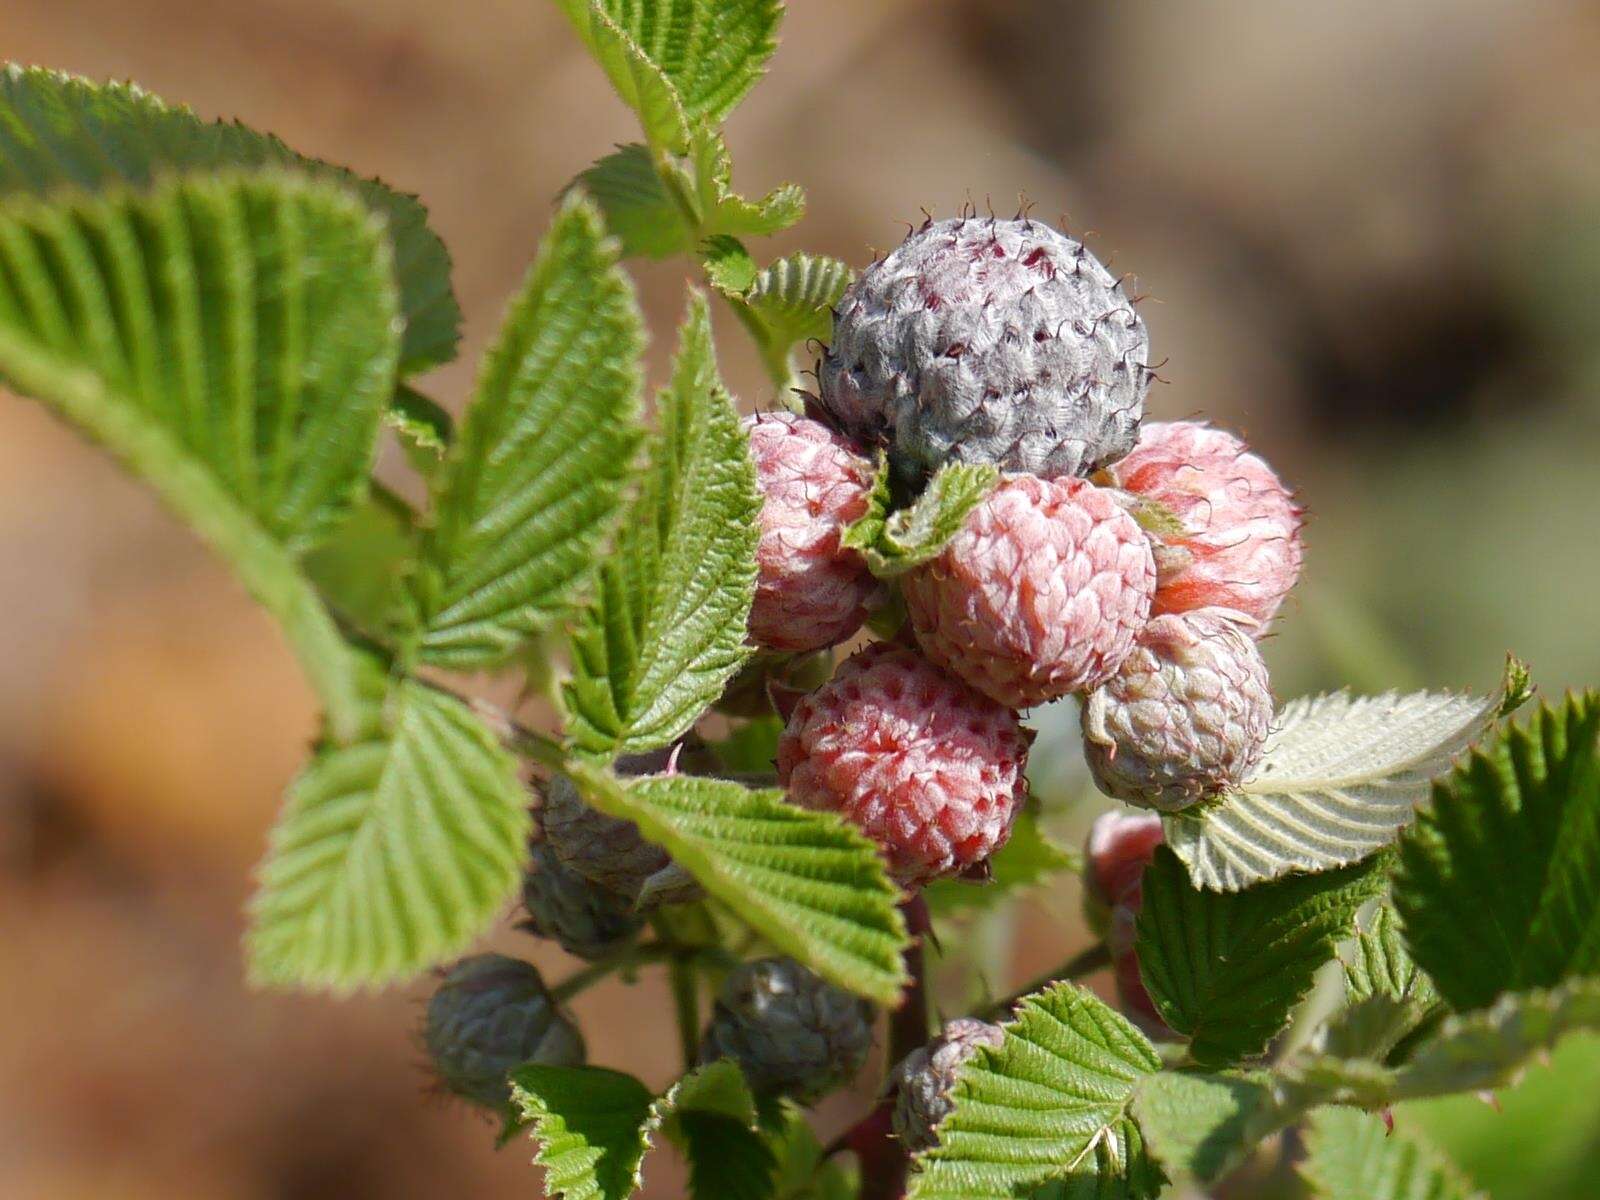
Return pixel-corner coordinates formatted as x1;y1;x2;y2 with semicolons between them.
423;954;585;1109
697;957;874;1102
889;1017;1005;1152
520;840;645;961
539;750;703;908
1081;609;1274;811
817;216;1148;485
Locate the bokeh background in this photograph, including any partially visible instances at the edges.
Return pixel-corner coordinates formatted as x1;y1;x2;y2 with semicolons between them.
4;1;1600;1196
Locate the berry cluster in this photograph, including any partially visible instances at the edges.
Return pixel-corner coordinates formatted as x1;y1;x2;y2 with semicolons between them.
761;216;1302;889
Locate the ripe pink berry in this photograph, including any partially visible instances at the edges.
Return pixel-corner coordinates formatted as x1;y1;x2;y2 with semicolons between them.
745;412;880;653
1108;421;1304;633
1082;811;1169;1037
1082;610;1273;812
902;474;1156;709
776;642;1032;887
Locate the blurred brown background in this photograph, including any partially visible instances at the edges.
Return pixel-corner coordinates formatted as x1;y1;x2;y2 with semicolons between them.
4;1;1600;1197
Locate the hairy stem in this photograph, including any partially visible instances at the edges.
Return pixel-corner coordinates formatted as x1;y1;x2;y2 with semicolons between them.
667;955;702;1072
977;941;1112;1022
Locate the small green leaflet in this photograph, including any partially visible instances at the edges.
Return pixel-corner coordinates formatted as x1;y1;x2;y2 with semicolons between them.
302;488;419;644
555;0;784;131
714;250;852;388
575;143;696;259
1134;846;1387;1065
513;1060;772;1200
844;461;999;578
0;64;458;373
386;384;453;476
907;983;1166;1200
1164;672;1507;891
0;171;399;740
690;127;806;241
1317;904;1442;1064
414;193;644;668
561;764;908;1005
1301;1108;1481;1200
247;668;530;990
564;293;759;757
1394;693;1600;1011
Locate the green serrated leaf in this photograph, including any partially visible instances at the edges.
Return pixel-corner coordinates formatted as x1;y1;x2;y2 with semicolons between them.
768;1108;855;1200
1165;680;1505;891
1499;653;1535;717
386;384;453;477
303;487;418;643
514;1065;657;1200
0;171;399;739
703;233;759;293
414;193;644;667
574;143;697;259
924;809;1079;916
839;454;892;554
711;714;785;773
852;462;999;578
715;250;850;387
1301;1107;1481;1200
564;6;692;152
562;764;907;1005
556;0;784;129
1130;1070;1276;1185
0;64;457;373
564;293;759;756
692;126;806;239
247;669;530;989
1394;694;1600;1011
1135;846;1388;1065
1320;904;1443;1063
908;983;1167;1200
657;1060;775;1200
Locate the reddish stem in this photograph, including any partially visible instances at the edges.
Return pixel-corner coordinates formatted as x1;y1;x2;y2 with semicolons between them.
858;894;932;1200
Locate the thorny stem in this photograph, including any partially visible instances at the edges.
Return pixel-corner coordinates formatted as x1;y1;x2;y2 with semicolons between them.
976;941;1112;1023
858;895;933;1200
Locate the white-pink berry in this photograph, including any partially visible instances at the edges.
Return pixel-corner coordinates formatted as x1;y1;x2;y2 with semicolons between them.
1082;609;1273;812
1109;421;1303;634
745;412;880;653
902;474;1156;709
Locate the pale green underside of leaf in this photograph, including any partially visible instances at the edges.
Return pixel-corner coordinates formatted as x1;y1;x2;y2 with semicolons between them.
0;171;399;739
1134;982;1600;1186
562;764;908;1005
1135;846;1387;1066
908;983;1166;1200
563;293;759;756
0;64;458;372
515;1065;656;1200
1394;694;1600;1011
555;0;783;130
1301;1108;1480;1200
247;669;530;990
414;193;643;666
852;461;999;578
1166;682;1504;891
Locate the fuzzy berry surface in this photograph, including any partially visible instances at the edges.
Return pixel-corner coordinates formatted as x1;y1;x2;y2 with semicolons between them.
745;411;880;652
777;642;1031;887
539;750;702;908
817;216;1149;485
698;957;874;1102
903;474;1156;708
1109;420;1304;633
423;955;585;1109
521;840;644;961
1082;610;1273;812
890;1017;1005;1152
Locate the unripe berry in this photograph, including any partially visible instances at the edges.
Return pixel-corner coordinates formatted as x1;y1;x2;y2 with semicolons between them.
818;217;1149;485
539;750;702;908
423;955;585;1109
777;642;1032;887
889;1017;1005;1152
745;411;880;653
1108;421;1303;633
520;840;644;961
698;957;874;1102
902;474;1156;708
1082;610;1273;812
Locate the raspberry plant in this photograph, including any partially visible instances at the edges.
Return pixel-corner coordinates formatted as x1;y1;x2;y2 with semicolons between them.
2;4;1597;1198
